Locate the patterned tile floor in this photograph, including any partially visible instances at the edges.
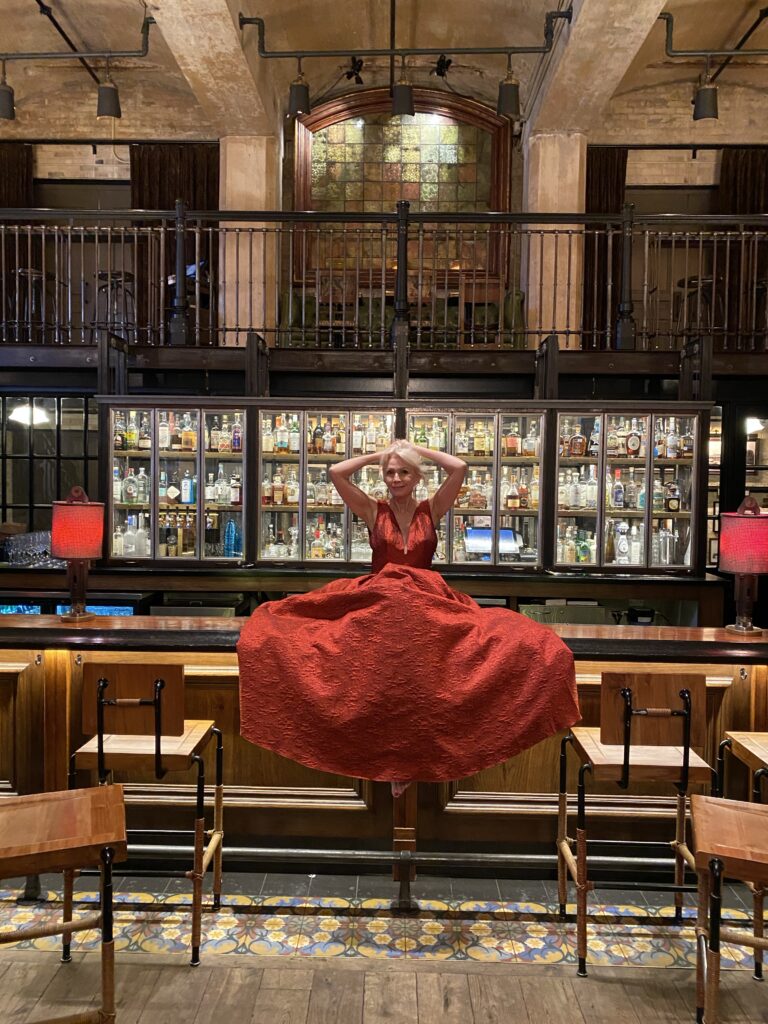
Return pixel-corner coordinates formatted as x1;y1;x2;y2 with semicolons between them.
0;872;761;968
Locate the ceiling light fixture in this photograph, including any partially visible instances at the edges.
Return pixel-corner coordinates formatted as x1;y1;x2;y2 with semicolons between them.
96;59;121;119
288;58;310;116
0;60;14;121
497;54;520;118
0;16;153;122
239;7;573;121
345;56;364;85
659;11;768;122
392;57;414;116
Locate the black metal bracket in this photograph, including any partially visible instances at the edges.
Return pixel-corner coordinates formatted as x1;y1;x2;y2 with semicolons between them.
96;676;166;782
754;766;768;804
714;737;732;797
618;687;692;791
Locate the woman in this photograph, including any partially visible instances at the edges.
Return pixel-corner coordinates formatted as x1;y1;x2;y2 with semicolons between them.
238;440;580;787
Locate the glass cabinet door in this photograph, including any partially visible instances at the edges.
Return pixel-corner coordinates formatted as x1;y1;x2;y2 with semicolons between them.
452;414;495;564
259;410;301;560
111;407;152;559
349;410;394;563
156;407;200;559
555;413;600;566
407;412;449;563
649;413;695;568
603;414;649;568
201;409;245;560
306;411;347;560
499;413;542;565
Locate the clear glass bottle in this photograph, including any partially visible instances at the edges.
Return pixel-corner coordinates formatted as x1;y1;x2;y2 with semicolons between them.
138;413;152;450
505;420;521;457
112;522;124;556
181;469;194;504
136;466;149;503
215;463;230;504
209;416;221;451
261;472;273;506
522;422;539;458
218;415;232;453
352;417;364;455
530;465;540;509
626;417;642;458
588;417;600;457
113;411;126;451
586;465;598;509
123;515;137;556
125;411;139;450
612;469;624;508
122;466;138;503
232;413;243;453
569;420;587;458
261;418;274;453
158;412;170;451
112;465;122;503
666;417;680;459
181;413;196;451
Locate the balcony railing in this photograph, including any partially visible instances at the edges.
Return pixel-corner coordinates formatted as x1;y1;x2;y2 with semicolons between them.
2;203;768;353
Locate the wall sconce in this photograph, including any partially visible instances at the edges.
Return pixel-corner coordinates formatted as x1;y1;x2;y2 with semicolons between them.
239;8;573;121
0;16;153;122
719;495;768;635
51;487;104;623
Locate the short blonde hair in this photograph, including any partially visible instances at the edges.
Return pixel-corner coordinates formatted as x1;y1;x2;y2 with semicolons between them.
379;439;425;482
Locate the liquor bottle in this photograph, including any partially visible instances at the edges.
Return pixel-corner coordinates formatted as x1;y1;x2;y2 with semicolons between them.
352;418;364;455
181;469;193;504
113;411;126;451
204;472;215;502
204;420;210;453
530;465;540;509
376;418;390;451
232;413;243;453
170;413;183;451
275;416;289;453
586;465;598;509
125;411;139;450
218;415;232;453
653;419;666;459
473;421;486;458
569;420;587;457
605;519;616;563
261;418;274;453
664;478;681;512
606;418;619;458
455;424;469;455
322;421;335;454
230;473;242;506
315;470;329;505
224;518;238;558
166;469;181;504
637;477;646;510
588;417;600;457
112;465;122;503
615;520;630;565
135;513;149;557
122;516;137;556
331;480;345;505
285;470;299;505
506;475;520;510
122;466;138;503
166;514;178;557
112;522;124;556
652;472;664;511
506;420;521;457
605;470;614;509
365;417;377;453
518;471;529;509
136;466;149;503
285;415;298;454
680;420;695;458
522;422;539;458
158;412;170;450
557;470;568;510
559;418;571;458
310;529;325;558
208;416;220;452
184;412;198;451
612;469;625;508
626;417;642;458
629;524;642;563
215;463;230;504
624;468;637;510
616;418;628;457
138;413;152;450
666;417;680;459
576;530;591;564
499;468;510;508
335;419;346;455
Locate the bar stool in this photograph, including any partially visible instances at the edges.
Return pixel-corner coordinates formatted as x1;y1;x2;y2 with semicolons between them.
69;662;224;966
0;786;126;1024
691;794;768;1024
95;270;137;343
714;730;768;979
557;671;712;976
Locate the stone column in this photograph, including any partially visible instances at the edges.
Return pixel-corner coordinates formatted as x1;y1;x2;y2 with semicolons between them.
218;135;281;347
523;131;587;350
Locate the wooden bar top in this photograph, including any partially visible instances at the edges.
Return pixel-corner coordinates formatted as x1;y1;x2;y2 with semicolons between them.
1;614;767;663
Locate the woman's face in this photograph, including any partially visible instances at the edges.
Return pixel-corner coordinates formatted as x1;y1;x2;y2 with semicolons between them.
383;454;417;499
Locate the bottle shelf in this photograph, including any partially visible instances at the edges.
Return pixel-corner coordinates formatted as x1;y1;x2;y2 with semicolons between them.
159;502;197;510
459;454;497;463
649;511;692;519
203;504;242;512
114;449;152;459
604;457;649;466
202;452;244;461
158;451;197;460
261;452;300;462
453;506;494;514
306;453;347;462
653;458;695;466
559;456;598;465
307;504;346;512
114;502;151;510
261;504;300;512
497;509;539;517
557;509;598;517
500;456;541;464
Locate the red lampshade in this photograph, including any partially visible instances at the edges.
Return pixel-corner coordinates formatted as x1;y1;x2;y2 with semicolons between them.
719;511;768;575
51;487;104;560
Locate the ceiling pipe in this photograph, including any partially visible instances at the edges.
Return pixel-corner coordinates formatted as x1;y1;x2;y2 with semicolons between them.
711;6;768;82
659;10;768;58
34;0;100;85
0;15;154;64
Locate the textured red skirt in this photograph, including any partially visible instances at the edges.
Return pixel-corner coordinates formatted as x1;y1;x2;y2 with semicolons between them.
237;565;580;782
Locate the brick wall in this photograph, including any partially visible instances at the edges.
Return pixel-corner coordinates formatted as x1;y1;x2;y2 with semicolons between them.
33;143;130;180
625;148;720;187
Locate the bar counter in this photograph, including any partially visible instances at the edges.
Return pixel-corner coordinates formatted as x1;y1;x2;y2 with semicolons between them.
1;615;765;855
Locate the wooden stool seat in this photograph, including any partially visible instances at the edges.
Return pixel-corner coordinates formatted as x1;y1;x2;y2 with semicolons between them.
724;731;768;775
0;786;127;878
75;719;215;773
692;794;768;884
571;726;712;783
0;787;126;1024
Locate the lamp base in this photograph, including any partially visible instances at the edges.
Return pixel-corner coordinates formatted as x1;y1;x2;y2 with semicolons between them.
725;622;764;636
59;611;96;623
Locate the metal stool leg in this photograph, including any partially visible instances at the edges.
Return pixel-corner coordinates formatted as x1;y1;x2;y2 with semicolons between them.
696;867;710;1024
753;884;764;982
576;762;593;978
100;846;116;1024
674;790;687;925
188;753;205;967
211;728;224;912
61;868;74;963
557;734;572;918
705;858;723;1024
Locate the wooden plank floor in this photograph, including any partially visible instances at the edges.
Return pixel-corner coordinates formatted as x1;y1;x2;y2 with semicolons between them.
0;950;766;1023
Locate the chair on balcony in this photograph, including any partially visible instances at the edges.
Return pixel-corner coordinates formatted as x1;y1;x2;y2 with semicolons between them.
459;280;525;348
95;269;137;344
358;294;394;346
557;671;711;976
69;662;224;966
279;287;319;347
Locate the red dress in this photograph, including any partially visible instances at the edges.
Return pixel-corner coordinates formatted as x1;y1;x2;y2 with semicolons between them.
237;501;580;782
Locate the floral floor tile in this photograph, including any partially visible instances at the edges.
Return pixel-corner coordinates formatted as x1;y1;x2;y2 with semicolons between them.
403;914;515;961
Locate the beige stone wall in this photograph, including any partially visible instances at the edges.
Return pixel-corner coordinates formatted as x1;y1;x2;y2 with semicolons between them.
33;144;131;180
625;148;721;188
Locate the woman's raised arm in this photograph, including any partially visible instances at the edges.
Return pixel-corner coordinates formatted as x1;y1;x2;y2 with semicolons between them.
410;445;467;521
329;453;381;529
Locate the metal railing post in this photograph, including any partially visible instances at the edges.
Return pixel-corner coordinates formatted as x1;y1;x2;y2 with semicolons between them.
615;202;636;351
392;200;410;412
168;198;189;347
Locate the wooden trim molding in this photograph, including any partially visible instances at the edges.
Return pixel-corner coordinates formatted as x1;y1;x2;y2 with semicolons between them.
294;87;513;213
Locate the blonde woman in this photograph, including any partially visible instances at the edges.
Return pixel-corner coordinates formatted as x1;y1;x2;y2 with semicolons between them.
238;440;579;790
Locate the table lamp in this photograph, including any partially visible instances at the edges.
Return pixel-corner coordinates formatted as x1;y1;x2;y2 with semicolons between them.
719;495;768;635
50;486;105;623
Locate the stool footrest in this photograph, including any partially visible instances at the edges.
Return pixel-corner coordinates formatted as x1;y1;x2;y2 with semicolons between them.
720;926;768;951
0;910;101;944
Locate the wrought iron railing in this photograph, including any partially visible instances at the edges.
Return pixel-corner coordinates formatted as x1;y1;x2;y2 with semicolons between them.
2;203;768;352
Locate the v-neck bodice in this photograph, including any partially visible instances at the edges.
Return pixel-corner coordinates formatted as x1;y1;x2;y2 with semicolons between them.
369;500;437;573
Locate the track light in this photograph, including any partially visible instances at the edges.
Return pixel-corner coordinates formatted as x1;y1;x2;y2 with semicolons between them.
692;76;718;121
0;61;14;121
288;58;310;116
345;56;364;85
392;56;414;116
497;55;520;118
96;60;121;119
